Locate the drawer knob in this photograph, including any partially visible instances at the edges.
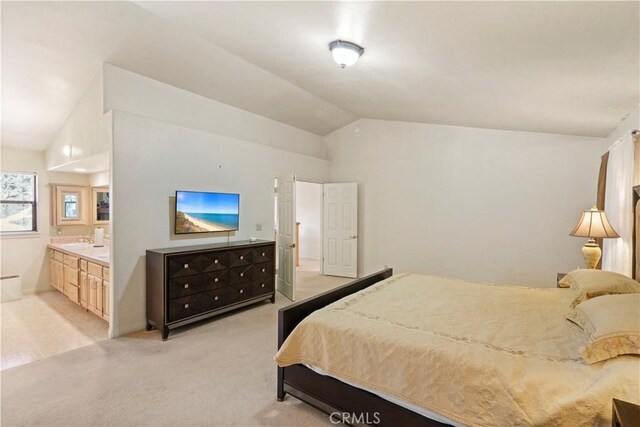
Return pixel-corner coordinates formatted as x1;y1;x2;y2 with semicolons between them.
214;296;219;301
184;284;189;289
261;283;265;288
240;273;244;277
261;268;266;273
214;278;219;283
240;256;244;260
240;289;244;294
184;264;189;269
214;260;218;264
184;303;189;309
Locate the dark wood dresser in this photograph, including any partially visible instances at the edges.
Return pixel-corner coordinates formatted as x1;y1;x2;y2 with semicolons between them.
146;240;275;340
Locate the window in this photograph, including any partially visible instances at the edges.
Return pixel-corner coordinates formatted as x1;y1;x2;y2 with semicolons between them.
0;172;38;233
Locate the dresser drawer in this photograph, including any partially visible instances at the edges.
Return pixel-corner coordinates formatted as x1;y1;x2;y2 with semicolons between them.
204;252;230;272
252;246;274;263
88;262;103;278
64;283;80;304
201;288;231;312
168;275;205;299
202;270;230;291
252;261;273;280
230;265;252;284
229;281;252;302
80;259;88;271
167;294;203;323
253;279;274;296
228;249;252;267
64;265;79;286
54;250;64;262
64;254;80;268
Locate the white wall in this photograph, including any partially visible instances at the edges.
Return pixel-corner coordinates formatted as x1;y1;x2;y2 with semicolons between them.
604;104;639;149
103;64;325;159
325;119;604;287
296;181;322;261
47;68;109;170
90;171;110;187
1;147;90;294
111;111;329;336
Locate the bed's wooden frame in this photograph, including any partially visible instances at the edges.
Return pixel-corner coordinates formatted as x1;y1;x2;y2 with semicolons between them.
277;268;448;426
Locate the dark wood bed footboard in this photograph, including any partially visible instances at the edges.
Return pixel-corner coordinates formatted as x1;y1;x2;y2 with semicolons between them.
276;268;449;426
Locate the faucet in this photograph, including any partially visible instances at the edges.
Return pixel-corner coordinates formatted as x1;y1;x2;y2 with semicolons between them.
79;236;94;244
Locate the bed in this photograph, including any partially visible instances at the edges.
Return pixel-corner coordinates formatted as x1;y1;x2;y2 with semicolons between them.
275;269;640;426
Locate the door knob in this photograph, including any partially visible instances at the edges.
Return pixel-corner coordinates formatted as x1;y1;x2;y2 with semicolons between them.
288;243;296;248
350;235;358;239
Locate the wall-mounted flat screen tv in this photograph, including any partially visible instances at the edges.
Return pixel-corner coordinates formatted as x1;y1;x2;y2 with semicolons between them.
175;191;240;234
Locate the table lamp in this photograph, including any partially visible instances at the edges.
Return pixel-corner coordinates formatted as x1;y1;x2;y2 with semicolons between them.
570;206;620;269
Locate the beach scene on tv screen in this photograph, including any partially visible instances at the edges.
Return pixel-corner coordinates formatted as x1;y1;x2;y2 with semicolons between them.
176;192;239;233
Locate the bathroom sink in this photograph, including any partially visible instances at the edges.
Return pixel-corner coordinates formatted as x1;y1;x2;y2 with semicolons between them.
60;243;94;250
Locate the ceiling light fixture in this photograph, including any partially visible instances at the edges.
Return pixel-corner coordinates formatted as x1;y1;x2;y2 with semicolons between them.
329;40;364;68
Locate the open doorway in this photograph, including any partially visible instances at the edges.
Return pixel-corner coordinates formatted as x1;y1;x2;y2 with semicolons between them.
275;176;357;302
296;181;322;274
296;181;351;300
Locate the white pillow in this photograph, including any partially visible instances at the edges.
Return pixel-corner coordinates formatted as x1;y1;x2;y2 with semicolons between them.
558;269;640;308
567;294;640;364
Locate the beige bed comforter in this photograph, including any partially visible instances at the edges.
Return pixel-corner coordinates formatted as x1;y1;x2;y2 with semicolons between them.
275;274;640;426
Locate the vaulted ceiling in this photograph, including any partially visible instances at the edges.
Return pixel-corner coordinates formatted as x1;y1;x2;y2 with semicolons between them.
2;1;639;151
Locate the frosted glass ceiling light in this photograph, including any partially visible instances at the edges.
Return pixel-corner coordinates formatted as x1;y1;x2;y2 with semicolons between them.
329;40;364;68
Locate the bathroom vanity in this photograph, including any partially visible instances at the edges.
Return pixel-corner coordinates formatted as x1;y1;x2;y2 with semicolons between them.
48;241;110;322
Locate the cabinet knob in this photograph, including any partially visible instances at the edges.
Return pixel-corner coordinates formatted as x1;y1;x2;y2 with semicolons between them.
214;278;219;283
214;296;219;301
261;268;266;273
261;252;265;256
240;289;244;294
240;256;244;260
184;284;189;289
214;260;218;264
240;273;244;277
261;283;265;288
184;264;189;269
184;303;189;309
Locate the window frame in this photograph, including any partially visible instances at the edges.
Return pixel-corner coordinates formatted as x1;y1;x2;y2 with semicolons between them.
0;171;38;234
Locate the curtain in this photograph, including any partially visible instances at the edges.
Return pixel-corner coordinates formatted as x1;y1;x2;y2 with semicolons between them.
595;152;609;269
602;133;635;276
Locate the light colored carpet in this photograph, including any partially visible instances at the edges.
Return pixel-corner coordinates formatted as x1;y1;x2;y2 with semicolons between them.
1;271;352;426
295;258;351;302
1;291;108;371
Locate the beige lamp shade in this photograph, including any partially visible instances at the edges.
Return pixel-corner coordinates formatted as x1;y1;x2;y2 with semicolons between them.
570;206;620;238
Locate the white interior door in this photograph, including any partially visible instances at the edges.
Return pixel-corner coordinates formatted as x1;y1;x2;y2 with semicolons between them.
323;183;358;278
277;174;297;301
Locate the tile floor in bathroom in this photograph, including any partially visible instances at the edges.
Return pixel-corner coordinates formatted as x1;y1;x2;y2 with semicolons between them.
1;291;108;371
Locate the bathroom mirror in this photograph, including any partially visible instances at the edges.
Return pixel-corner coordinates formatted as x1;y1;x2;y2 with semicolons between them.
54;185;88;226
92;186;110;225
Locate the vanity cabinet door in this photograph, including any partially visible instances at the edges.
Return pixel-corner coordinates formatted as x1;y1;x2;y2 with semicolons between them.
49;256;56;288
88;275;100;316
80;271;88;308
102;280;110;321
96;278;103;313
55;261;64;292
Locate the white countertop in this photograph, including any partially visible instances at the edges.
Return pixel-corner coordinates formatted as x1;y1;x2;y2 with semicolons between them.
48;242;110;267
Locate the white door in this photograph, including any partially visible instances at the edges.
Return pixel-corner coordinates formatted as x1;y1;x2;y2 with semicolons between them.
277;174;297;301
323;183;358;278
